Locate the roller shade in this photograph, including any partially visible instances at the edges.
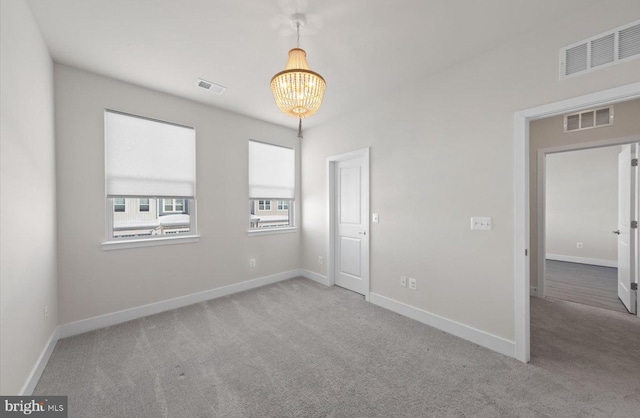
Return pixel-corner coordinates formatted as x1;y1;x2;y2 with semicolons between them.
105;110;196;198
248;140;294;200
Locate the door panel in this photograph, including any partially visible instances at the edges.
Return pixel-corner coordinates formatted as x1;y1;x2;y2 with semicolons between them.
617;145;636;314
339;166;361;224
339;237;362;277
334;157;368;295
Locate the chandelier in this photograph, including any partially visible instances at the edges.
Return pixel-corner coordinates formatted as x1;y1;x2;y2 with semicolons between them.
271;14;326;138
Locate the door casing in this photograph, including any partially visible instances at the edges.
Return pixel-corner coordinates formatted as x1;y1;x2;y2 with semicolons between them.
514;81;640;363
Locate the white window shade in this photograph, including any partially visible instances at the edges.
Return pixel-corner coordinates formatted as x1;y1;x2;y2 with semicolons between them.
249;141;295;200
105;111;196;198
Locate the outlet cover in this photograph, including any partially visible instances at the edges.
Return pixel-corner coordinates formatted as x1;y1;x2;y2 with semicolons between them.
408;278;417;290
471;217;492;231
249;258;256;267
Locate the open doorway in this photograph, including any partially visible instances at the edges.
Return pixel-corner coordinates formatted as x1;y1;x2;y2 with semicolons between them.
540;144;637;313
514;87;640;363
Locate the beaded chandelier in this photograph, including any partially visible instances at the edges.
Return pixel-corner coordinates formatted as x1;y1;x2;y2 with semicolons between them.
271;14;326;138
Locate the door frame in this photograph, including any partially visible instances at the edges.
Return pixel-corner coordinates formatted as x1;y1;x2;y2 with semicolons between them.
536;137;640;301
514;81;640;363
327;147;370;301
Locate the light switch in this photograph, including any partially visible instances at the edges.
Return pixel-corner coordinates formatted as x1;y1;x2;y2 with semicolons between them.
372;213;379;223
471;217;492;231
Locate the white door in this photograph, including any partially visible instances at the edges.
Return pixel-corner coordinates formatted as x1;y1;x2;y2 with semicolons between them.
617;145;636;314
334;156;369;295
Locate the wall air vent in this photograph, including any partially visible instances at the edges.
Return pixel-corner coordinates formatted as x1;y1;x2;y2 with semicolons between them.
564;106;613;132
196;78;226;95
560;19;640;79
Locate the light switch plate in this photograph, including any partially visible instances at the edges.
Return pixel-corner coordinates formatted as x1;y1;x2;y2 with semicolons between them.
471;217;492;231
372;213;379;223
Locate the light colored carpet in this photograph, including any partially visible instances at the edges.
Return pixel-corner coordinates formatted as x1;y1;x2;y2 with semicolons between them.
34;278;640;417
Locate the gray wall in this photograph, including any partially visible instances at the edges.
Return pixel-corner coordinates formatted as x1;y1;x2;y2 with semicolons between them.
54;64;300;324
529;99;640;288
546;146;620;264
0;0;58;395
301;2;640;341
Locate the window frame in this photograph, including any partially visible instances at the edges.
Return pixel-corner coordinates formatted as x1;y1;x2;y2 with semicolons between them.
139;198;150;212
247;140;298;236
102;110;199;250
114;198;126;212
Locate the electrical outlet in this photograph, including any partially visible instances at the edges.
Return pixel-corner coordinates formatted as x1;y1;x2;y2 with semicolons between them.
576;242;583;249
408;278;417;290
400;276;407;287
249;258;256;267
44;305;49;321
319;256;323;264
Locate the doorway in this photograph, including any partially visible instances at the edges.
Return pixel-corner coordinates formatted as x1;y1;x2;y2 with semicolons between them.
538;143;638;314
327;148;370;299
513;82;640;363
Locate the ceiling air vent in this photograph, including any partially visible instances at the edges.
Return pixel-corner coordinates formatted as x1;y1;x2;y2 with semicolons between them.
560;19;640;79
197;78;226;95
564;106;613;132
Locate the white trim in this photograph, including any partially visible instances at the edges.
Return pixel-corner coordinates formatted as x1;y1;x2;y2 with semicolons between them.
546;254;618;268
300;269;330;286
102;234;200;251
247;227;298;236
326;148;371;300
58;270;300;338
370;293;515;358
514;81;640;363
20;328;59;395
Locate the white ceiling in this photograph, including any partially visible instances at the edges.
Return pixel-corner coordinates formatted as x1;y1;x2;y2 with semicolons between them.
26;0;600;130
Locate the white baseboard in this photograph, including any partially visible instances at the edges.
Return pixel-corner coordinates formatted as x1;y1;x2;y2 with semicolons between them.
546;254;617;268
59;269;301;338
369;293;516;358
530;286;538;297
20;327;59;395
299;269;330;286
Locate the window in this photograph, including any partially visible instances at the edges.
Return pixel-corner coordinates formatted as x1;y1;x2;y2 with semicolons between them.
258;200;271;211
139;198;150;212
248;141;295;232
114;198;126;212
163;199;185;213
104;110;197;248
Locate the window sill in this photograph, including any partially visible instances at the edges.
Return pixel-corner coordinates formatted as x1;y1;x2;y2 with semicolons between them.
102;235;200;251
247;227;298;237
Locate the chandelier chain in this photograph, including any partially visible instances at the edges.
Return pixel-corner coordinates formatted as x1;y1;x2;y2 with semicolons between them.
296;22;300;49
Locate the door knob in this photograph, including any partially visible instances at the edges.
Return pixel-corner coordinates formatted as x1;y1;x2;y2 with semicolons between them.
612;230;621;235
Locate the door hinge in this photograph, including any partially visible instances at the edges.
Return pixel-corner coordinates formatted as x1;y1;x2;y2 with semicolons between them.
632;283;638;291
632;221;638;229
633;158;638;167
